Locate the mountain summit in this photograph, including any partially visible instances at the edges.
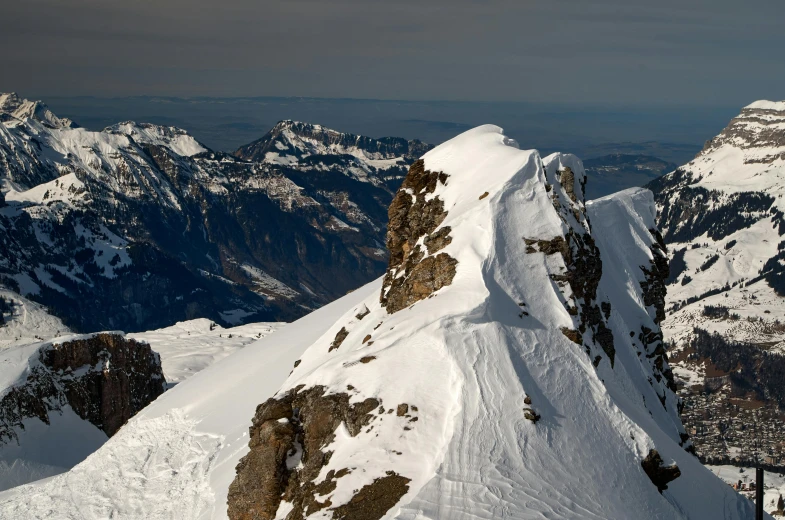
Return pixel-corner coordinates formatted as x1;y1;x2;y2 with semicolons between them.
225;125;750;519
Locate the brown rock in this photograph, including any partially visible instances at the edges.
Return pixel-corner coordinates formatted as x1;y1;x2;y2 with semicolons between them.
641;449;681;493
0;333;165;444
228;386;386;520
329;327;349;352
561;327;583;345
330;472;411;520
381;160;458;314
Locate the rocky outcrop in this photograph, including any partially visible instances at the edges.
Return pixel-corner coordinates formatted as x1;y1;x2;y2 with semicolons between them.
640;229;669;324
641;449;681;493
380;160;457;313
539;158;616;367
0;333;165;443
228;385;390;520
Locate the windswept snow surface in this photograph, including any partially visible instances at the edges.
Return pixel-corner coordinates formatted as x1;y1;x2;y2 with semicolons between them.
128;319;284;386
0;284;376;518
0;126;755;519
0;290;71;349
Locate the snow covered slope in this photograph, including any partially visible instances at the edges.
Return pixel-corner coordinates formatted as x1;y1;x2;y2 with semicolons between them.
0;281;376;518
1;125;753;518
0;333;166;491
0;316;282;491
646;100;785;468
0;289;71;349
128;319;284;386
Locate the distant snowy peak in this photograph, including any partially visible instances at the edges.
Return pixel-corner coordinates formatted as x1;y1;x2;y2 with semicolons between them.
745;100;785;111
700;99;785;167
0;93;76;129
104;121;207;157
234;120;431;174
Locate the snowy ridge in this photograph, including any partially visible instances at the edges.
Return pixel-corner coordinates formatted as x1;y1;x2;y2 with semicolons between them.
746;100;785;112
0;93;76;130
106;121;208;157
234;120;431;186
223;125;744;519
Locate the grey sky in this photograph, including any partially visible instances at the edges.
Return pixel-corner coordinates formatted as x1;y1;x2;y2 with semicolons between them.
2;0;783;105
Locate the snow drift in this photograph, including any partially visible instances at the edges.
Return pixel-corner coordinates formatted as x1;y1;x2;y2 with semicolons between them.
0;125;757;519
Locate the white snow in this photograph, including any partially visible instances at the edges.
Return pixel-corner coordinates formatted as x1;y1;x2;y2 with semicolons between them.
0;290;71;349
108;122;207;157
238;264;299;299
0;283;375;518
0;125;755;519
746;100;785;111
129;319;284;386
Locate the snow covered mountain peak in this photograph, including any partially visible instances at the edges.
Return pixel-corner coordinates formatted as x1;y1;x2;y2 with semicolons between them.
223;125;750;519
696;99;785;172
234;119;431;179
104;121;208;157
643;101;785;467
0;93;76;129
745;99;785;112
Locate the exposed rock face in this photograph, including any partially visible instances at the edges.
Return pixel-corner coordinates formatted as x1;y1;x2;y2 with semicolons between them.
380;160;457;313
228;385;384;520
641;449;681;493
0;333;165;443
330;473;411;520
640;229;669;325
539;157;616;367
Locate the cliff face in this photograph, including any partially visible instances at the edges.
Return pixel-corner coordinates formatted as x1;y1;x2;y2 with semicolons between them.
0;333;166;444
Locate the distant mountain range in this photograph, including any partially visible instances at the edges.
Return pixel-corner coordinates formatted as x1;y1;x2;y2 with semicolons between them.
0;93;430;333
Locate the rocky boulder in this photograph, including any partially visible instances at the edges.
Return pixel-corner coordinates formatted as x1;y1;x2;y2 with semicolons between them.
0;333;166;443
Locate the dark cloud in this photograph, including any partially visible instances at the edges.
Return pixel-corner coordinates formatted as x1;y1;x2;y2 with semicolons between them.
1;0;783;105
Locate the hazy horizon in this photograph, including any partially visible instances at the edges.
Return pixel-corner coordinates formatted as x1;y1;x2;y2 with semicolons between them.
23;93;740;164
